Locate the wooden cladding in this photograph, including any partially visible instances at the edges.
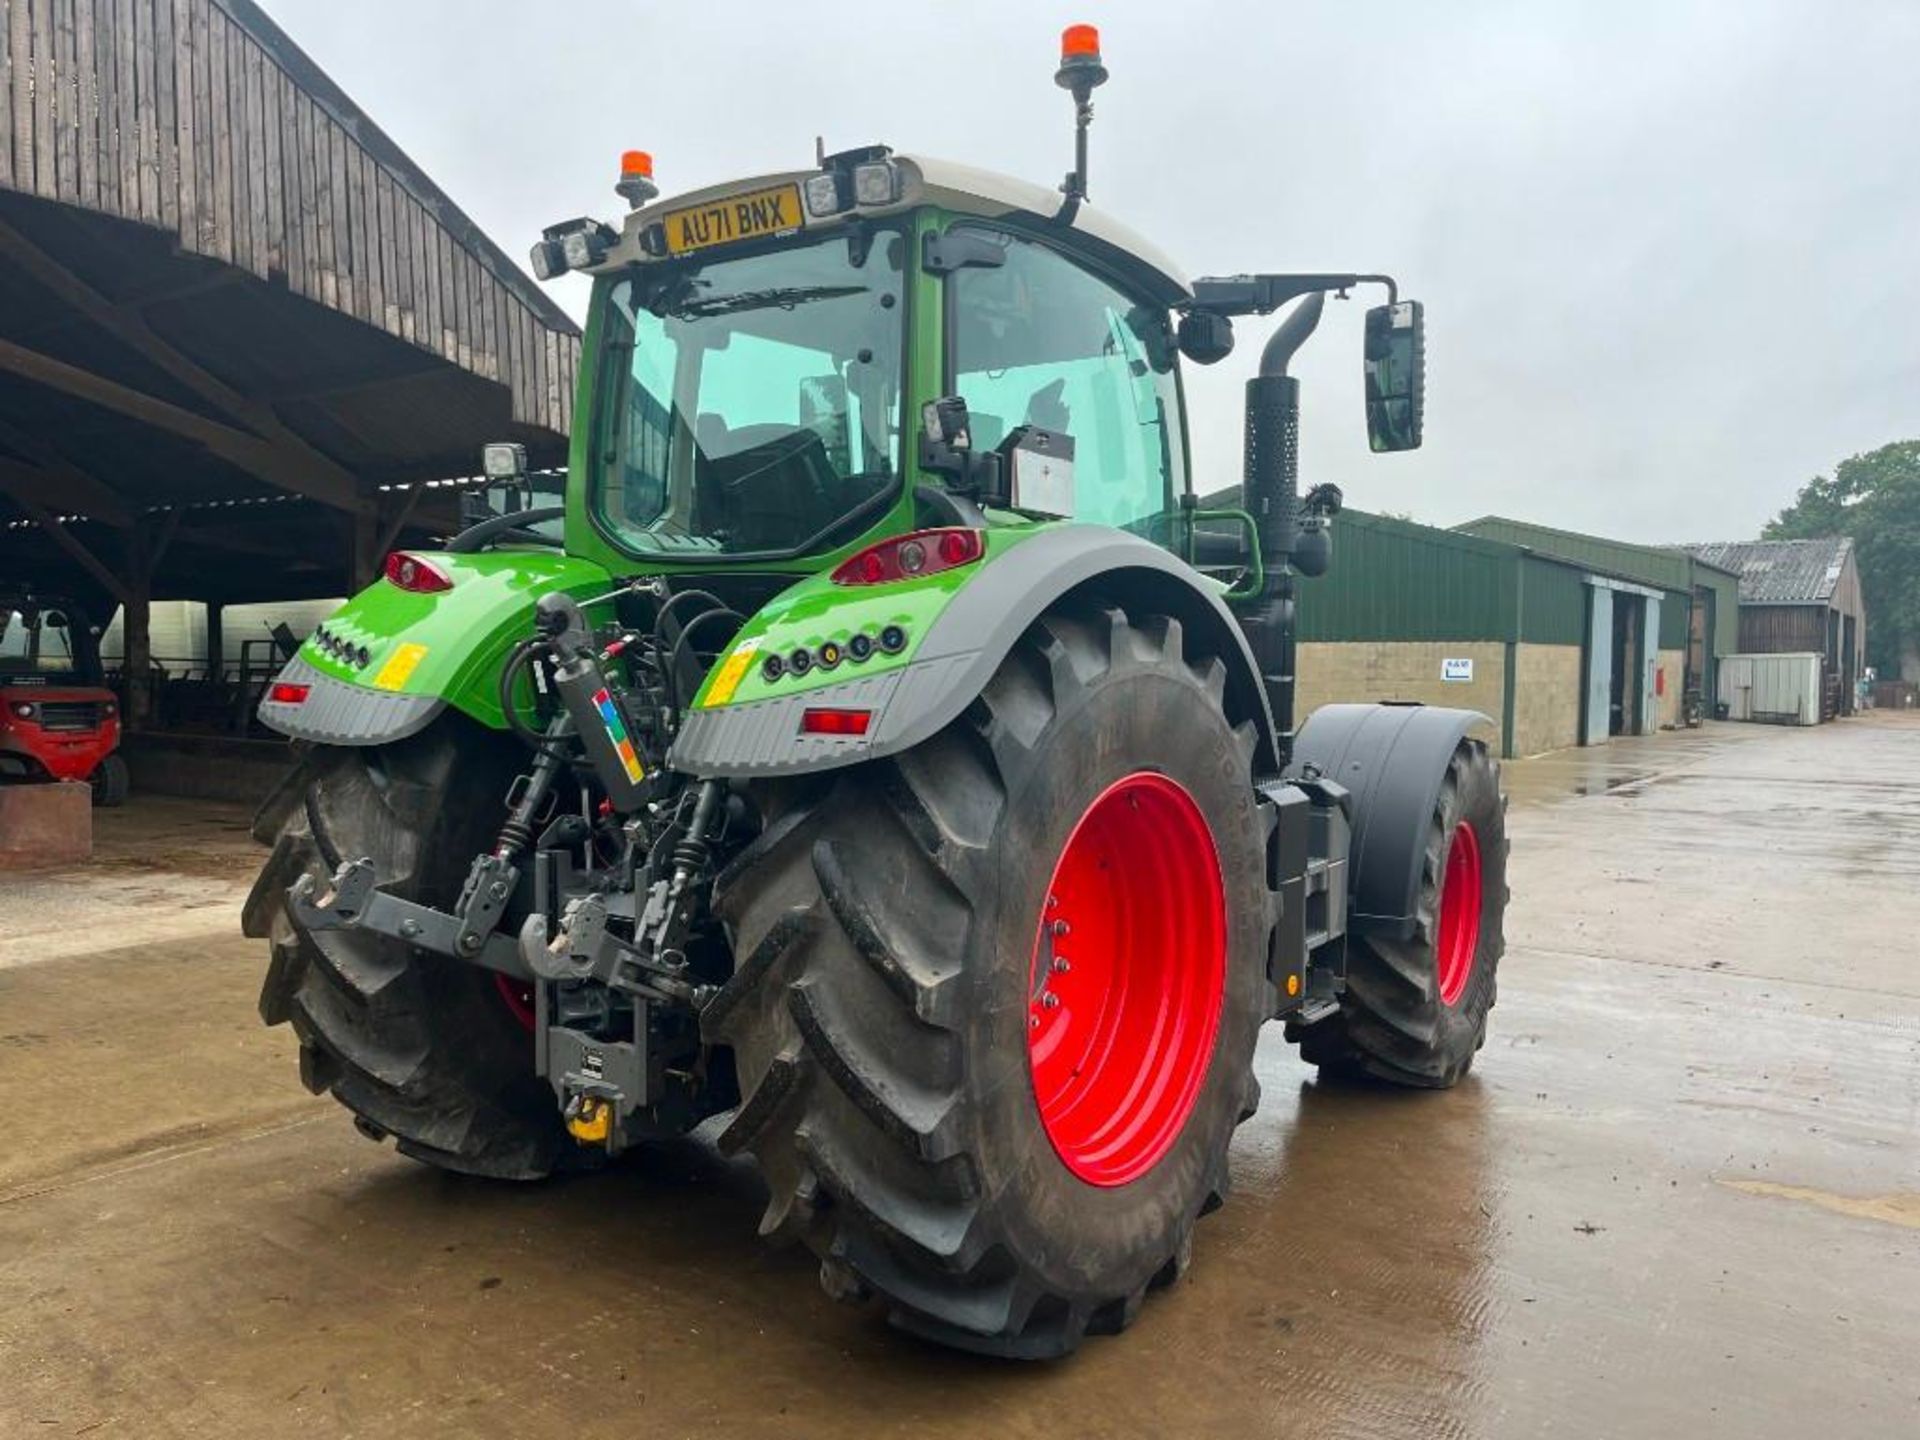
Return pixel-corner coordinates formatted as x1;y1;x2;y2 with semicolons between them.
1737;605;1831;659
0;0;576;436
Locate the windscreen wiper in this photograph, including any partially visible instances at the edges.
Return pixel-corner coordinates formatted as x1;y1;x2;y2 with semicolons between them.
665;285;867;319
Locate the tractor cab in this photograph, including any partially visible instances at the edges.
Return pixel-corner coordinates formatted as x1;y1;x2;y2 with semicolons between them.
528;143;1204;584
0;592;128;804
528;129;1421;611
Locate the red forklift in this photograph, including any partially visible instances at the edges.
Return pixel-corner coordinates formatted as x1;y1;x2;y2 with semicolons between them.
0;590;128;806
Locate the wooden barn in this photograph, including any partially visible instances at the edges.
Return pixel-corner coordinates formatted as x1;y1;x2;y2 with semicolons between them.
1686;538;1867;719
0;0;580;723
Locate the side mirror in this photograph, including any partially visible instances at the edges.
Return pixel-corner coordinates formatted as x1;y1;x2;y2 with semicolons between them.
1363;300;1425;452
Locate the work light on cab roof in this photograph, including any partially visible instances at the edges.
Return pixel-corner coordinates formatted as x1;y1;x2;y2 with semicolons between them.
527;155;642;279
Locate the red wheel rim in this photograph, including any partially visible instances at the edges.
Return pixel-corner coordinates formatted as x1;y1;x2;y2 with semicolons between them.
1435;821;1483;1007
1026;772;1227;1188
496;974;536;1032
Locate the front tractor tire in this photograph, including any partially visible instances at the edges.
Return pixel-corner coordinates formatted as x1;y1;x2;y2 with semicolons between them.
707;605;1275;1358
1291;738;1506;1087
242;723;568;1179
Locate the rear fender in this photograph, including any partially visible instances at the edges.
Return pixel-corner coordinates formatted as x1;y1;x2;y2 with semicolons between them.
258;551;613;745
1289;703;1490;941
671;525;1280;779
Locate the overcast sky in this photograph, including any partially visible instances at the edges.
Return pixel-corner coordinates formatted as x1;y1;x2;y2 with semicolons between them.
267;0;1919;543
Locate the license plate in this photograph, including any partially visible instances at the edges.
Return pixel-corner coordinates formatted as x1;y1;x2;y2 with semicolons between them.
662;183;805;256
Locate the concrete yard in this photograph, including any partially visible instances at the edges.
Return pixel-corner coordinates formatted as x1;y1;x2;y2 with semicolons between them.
2;716;1916;1438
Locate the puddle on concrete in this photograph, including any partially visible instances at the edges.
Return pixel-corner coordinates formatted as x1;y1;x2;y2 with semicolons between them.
1717;1177;1920;1230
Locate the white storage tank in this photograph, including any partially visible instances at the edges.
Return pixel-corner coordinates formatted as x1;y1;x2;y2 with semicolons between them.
1719;653;1821;726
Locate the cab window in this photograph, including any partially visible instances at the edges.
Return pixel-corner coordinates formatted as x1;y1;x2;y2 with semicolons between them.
593;229;905;558
948;228;1185;530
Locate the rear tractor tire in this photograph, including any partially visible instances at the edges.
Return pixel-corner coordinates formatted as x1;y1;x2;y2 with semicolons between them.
1290;738;1506;1087
707;604;1276;1358
242;722;569;1179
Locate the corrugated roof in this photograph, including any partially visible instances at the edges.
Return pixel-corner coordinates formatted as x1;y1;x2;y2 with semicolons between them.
1456;515;1743;587
1684;538;1853;606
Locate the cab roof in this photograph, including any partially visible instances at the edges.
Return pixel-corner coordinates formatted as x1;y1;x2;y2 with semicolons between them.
606;149;1193;307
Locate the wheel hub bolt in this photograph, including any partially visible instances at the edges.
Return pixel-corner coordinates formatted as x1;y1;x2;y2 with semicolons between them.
1042;993;1060;1010
1052;956;1071;974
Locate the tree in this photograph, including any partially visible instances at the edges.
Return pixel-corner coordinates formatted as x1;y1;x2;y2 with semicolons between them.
1765;441;1920;675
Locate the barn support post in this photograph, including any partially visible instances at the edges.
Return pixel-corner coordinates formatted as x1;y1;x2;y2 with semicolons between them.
205;602;225;682
118;510;183;732
123;527;154;733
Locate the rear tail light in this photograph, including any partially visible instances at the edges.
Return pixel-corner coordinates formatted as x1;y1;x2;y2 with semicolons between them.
800;707;872;736
830;528;984;586
269;682;311;705
384;551;454;594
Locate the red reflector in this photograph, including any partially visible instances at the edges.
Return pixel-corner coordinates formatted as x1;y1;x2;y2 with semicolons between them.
800;708;872;737
269;682;311;705
830;528;984;586
384;550;454;594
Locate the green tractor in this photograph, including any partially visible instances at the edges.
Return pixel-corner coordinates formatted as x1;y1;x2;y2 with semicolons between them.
243;27;1505;1359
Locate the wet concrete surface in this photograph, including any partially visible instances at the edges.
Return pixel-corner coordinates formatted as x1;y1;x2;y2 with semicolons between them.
2;717;1917;1437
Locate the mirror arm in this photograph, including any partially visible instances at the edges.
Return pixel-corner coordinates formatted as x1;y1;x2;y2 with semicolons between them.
1189;271;1398;318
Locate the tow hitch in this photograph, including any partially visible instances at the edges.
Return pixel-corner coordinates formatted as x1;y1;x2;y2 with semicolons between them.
283;588;737;1159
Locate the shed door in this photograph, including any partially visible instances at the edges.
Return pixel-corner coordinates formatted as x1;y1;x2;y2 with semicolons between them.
1640;595;1661;735
1584;583;1613;745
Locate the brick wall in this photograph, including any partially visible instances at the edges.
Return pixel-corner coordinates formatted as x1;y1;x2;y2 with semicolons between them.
1297;642;1508;751
1513;644;1582;756
1293;640;1689;759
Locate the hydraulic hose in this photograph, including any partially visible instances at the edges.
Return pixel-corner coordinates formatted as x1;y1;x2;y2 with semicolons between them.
499;636;566;752
665;607;744;709
649;589;727;653
446;505;567;554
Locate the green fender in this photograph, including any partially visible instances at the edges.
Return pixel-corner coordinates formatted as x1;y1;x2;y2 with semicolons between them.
258;550;614;745
671;524;1280;779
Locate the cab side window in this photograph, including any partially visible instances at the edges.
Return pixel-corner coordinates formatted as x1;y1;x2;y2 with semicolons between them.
949;229;1185;530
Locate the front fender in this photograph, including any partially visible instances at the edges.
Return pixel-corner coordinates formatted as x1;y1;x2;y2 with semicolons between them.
670;525;1280;778
1289;703;1493;940
258;550;613;745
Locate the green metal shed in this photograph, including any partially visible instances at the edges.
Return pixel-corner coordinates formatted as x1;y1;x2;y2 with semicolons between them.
1289;511;1699;757
1455;517;1742;697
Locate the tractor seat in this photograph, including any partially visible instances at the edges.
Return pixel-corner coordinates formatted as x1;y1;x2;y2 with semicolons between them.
695;420;842;552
